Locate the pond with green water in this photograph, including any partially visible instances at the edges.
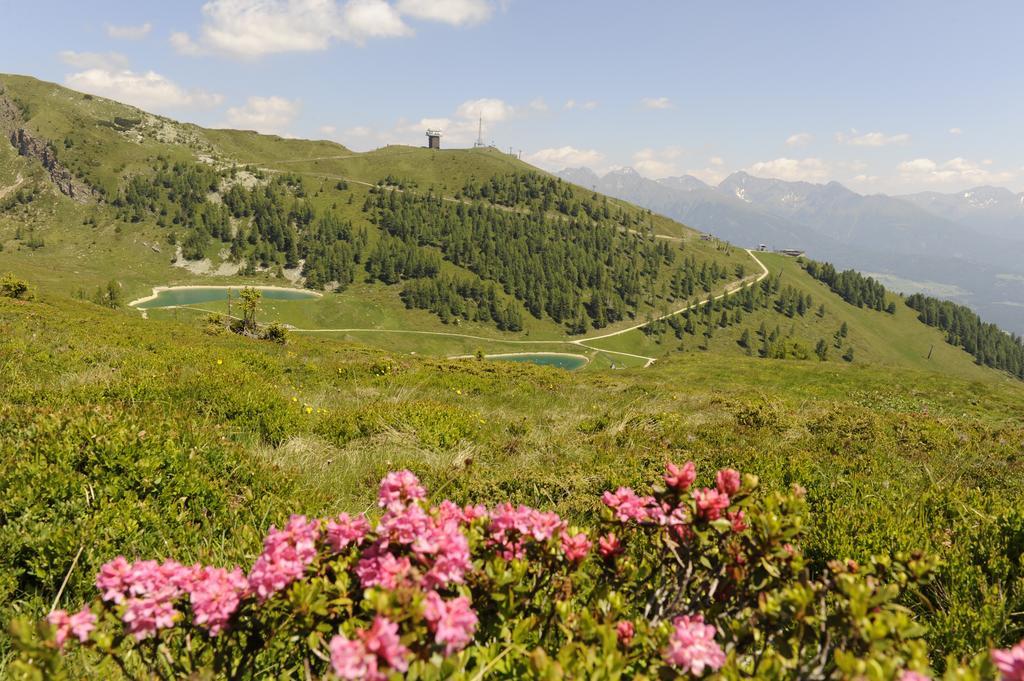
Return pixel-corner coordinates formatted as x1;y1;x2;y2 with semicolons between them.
133;286;319;309
490;354;588;370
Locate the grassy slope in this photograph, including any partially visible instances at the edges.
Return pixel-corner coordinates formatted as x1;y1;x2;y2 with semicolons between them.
2;291;1023;666
0;72;1016;381
587;252;1008;382
0;74;747;359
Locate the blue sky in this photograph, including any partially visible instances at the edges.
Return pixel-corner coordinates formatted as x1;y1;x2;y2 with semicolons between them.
3;0;1023;193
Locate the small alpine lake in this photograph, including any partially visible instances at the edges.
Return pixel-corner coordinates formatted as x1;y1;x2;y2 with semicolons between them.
131;286;321;310
488;353;589;370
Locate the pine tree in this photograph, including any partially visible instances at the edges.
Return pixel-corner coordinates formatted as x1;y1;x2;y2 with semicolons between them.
815;339;829;361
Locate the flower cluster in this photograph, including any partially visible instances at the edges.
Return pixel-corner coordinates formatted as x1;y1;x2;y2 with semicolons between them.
95;557;197;639
422;591;478;654
247;514;320;601
603;462;747;536
330;616;409;680
601;487;659;523
662;614;726;676
992;640;1024;681
46;608;95;649
189;566;249;636
487;502;566;560
356;476;473;591
31;465;1024;681
325;512;370;553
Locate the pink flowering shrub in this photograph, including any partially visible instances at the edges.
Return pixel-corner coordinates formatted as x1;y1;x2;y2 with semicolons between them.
12;464;1019;679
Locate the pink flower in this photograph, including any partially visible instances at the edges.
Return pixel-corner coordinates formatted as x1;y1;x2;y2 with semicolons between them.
461;504;489;522
488;503;566;560
95;556;133;603
715;468;741;496
693;487;731;521
436;500;488;526
378;470;427;511
330;635;380;680
663;614;726;676
560;531;592;563
727;510;747;533
47;608;95;649
992;639;1024;681
423;591;478;654
355;545;412;589
379;503;435;549
123;594;180;640
189;566;248;636
359;616;410;672
247;515;320;601
326;513;370;553
528;510;565;542
616;620;635;646
68;608;96;643
664;461;697;491
423;530;472;590
899;672;931;681
601;487;657;523
597;533;623;559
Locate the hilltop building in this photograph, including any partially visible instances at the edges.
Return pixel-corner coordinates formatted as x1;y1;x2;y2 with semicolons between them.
426;129;442;149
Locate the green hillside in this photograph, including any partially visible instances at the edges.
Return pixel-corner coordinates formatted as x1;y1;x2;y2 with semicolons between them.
2;289;1023;672
0;74;752;368
3;73;1019;383
3;73;1024;676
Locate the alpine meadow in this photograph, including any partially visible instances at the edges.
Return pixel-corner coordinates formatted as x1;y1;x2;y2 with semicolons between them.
2;3;1024;680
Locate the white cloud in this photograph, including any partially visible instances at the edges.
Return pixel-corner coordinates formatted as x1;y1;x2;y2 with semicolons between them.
835;130;910;147
106;22;153;40
747;157;830;183
528;97;548;112
395;0;492;25
172;0;407;57
319;124;337;136
949;127;962;135
223;96;301;135
58;51;130;71
785;132;812;147
525;146;605;171
344;125;372;137
897;157;1016;187
343;0;412;42
169;32;205;56
455;97;514;123
632;147;684;178
641;96;672;110
174;0;493;57
564;99;597;110
348;95;531;148
64;68;223;111
688;165;728;185
709;156;724;167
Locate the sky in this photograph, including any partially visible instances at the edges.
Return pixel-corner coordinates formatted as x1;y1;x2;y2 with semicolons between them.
3;0;1024;194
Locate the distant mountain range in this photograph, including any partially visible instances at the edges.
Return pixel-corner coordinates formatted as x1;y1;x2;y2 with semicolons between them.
557;167;1024;334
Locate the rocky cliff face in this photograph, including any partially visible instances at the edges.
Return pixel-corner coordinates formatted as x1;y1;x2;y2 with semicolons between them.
0;94;94;202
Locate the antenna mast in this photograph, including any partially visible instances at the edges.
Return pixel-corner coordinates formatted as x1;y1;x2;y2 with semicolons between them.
474;115;486;148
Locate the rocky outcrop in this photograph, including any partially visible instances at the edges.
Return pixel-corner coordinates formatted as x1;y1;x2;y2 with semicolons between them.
1;94;94;202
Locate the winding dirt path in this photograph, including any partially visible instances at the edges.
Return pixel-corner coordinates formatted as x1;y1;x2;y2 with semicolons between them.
291;250;771;368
